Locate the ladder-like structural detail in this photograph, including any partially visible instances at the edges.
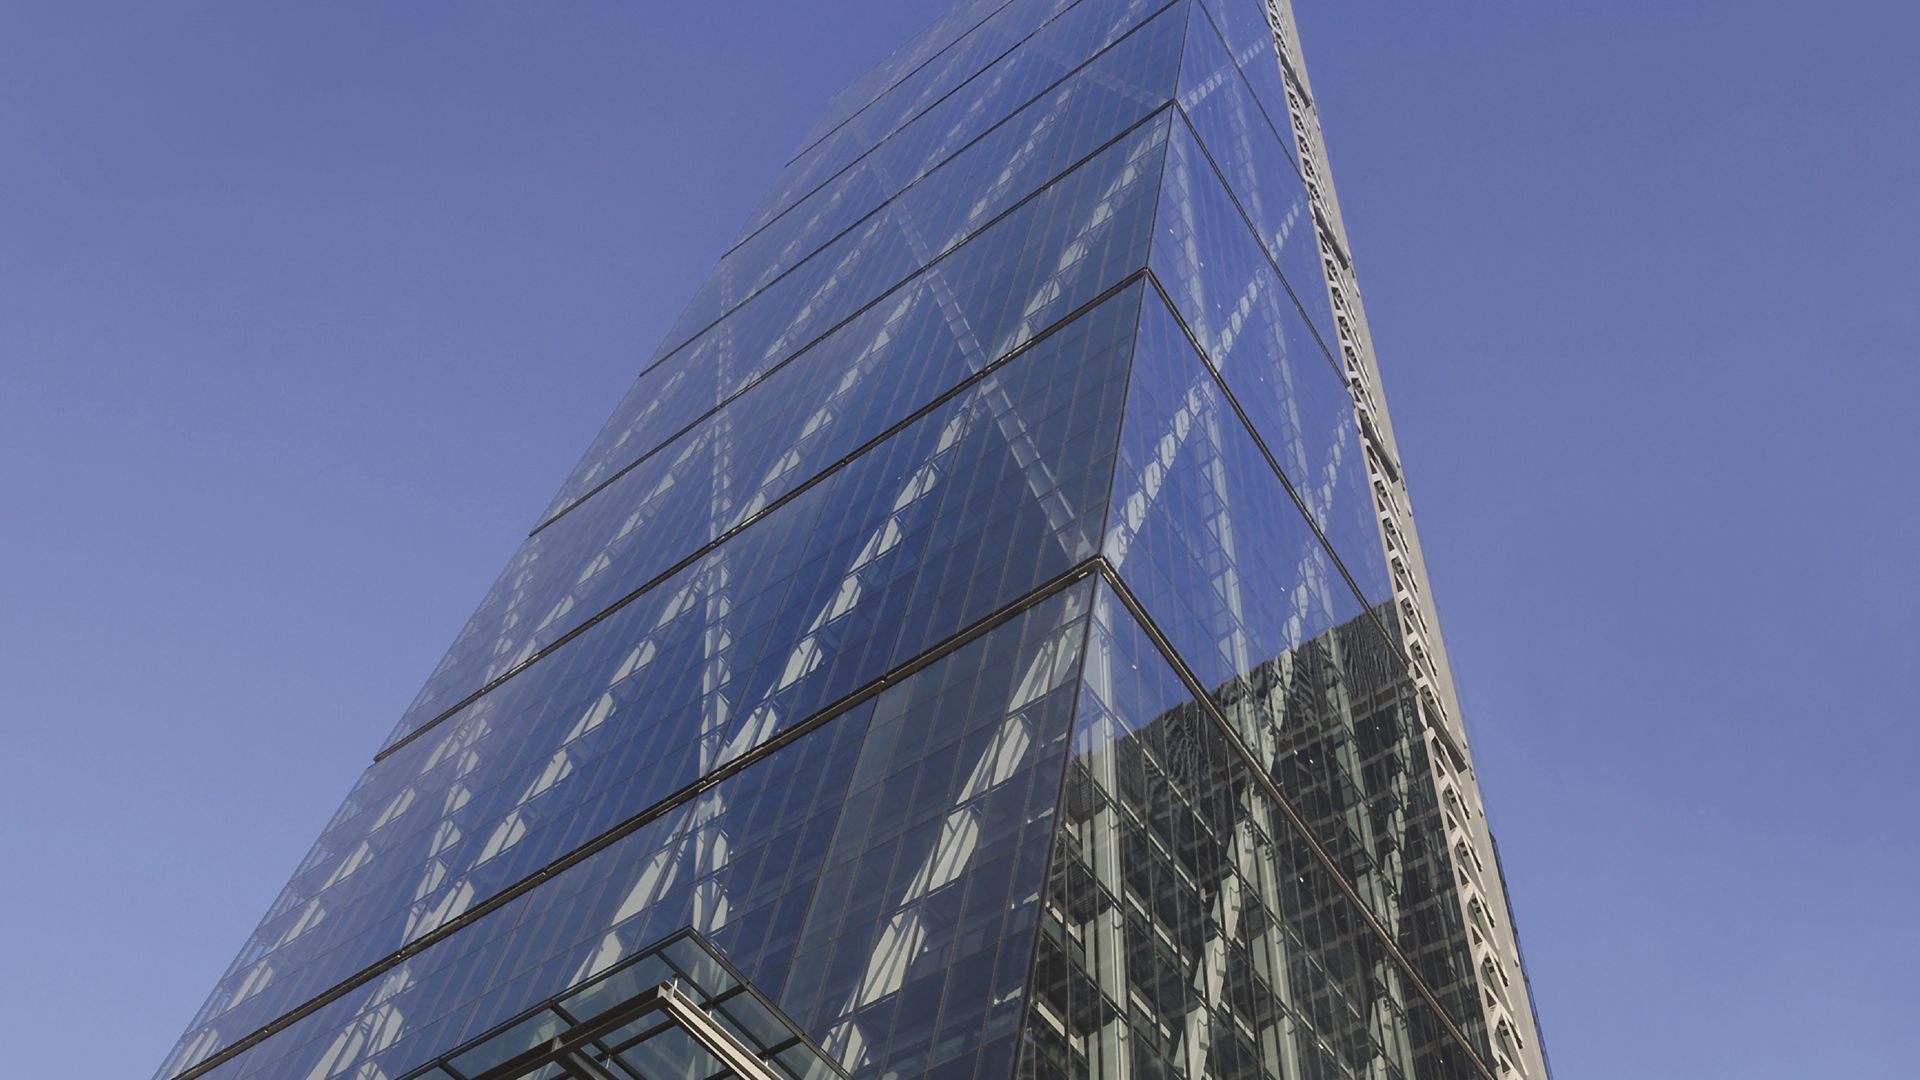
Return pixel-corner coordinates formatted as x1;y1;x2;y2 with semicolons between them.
1257;3;1551;1076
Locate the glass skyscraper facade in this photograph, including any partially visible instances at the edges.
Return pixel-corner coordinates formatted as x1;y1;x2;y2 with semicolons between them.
157;3;1549;1080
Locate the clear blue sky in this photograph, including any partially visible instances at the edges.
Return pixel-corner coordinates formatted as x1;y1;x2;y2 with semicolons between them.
1;3;1914;1077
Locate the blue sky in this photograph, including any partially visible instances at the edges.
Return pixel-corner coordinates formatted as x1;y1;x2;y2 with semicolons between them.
1;2;1914;1077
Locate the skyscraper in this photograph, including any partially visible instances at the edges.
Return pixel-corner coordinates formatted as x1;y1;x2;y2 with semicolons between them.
157;2;1550;1079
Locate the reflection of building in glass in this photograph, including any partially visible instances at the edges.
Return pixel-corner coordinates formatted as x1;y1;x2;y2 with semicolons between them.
1039;600;1513;1080
156;3;1549;1080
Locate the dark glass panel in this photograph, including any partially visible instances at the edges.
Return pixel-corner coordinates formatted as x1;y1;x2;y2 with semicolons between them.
1339;605;1498;1066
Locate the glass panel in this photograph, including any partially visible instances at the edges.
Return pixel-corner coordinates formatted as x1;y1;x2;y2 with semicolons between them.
1147;118;1386;603
1195;0;1297;168
615;1024;726;1080
747;0;1145;241
790;0;1081;176
794;0;1040;161
393;245;1157;750
777;583;1094;1078
532;106;1171;537
601;1015;675;1051
165;586;1096;1080
1102;290;1445;938
1344;606;1497;1060
662;936;737;1000
797;0;1008;148
778;1043;845;1080
1105;287;1370;693
715;992;797;1053
448;1009;567;1076
560;955;674;1020
1176;1;1335;346
657;0;1169;378
183;281;1143;1055
1018;584;1493;1080
663;3;1189;362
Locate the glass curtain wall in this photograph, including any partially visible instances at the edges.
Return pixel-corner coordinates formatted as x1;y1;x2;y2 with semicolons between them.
157;4;1517;1080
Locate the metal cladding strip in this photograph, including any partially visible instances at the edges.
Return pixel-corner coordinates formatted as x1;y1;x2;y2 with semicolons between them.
1260;0;1552;1074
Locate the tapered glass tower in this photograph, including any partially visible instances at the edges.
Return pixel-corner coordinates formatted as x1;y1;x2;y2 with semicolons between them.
158;3;1550;1079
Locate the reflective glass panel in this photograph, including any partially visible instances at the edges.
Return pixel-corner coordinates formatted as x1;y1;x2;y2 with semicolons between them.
1016;584;1493;1080
392;117;1178;749
746;0;1161;242
661;3;1189;361
537;108;1172;529
1147;117;1385;602
160;585;1097;1080
1176;2;1334;346
166;277;1144;1070
1194;0;1297;170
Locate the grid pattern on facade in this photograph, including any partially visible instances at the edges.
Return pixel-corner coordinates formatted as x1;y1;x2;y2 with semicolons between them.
157;4;1548;1080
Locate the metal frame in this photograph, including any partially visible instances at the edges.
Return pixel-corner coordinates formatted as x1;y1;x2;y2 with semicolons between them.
453;982;785;1080
402;930;846;1080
